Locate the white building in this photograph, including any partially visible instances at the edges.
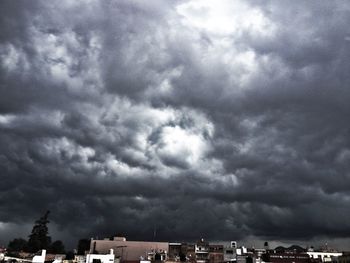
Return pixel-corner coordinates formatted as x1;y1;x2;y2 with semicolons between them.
32;250;46;263
236;247;247;256
86;249;115;263
307;252;343;262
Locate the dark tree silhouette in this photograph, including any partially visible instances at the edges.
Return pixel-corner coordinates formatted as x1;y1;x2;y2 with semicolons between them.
65;251;75;260
179;252;187;262
49;240;65;254
27;211;52;253
77;239;91;255
7;238;27;252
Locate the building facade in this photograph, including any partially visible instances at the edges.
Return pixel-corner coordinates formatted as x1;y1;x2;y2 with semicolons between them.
89;237;168;263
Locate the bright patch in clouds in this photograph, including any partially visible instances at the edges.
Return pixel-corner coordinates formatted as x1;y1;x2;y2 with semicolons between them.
176;0;276;37
0;114;16;125
157;125;210;168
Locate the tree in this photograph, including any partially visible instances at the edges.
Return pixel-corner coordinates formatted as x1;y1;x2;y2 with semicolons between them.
27;211;52;253
77;239;90;255
179;252;187;262
65;251;75;260
49;240;65;254
7;238;28;252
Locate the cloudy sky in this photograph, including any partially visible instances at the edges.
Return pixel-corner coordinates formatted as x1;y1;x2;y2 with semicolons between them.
1;0;350;250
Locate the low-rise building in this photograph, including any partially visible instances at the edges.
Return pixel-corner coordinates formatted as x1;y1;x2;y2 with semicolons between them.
307;252;342;263
86;249;115;263
262;252;310;263
209;245;223;263
168;243;182;261
338;253;350;263
75;255;87;263
195;239;209;263
223;241;238;263
89;237;168;263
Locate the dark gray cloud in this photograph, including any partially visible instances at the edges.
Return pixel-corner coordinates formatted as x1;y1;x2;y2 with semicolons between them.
1;0;350;250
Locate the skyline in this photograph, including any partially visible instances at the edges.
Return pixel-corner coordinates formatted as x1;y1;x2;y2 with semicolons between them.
1;0;350;249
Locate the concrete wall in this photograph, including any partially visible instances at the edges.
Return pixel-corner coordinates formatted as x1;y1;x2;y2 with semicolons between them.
90;238;169;262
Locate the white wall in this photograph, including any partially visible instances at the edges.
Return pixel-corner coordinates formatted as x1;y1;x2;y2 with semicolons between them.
32;250;46;263
86;249;115;263
307;252;342;262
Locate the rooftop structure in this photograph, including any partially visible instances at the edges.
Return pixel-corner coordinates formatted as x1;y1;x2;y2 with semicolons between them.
307;251;342;262
32;250;46;263
90;237;168;263
86;249;115;263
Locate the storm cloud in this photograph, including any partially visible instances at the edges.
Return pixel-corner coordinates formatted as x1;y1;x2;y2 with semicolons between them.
1;0;350;249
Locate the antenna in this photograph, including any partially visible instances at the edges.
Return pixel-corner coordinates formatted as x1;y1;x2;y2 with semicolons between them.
153;224;157;240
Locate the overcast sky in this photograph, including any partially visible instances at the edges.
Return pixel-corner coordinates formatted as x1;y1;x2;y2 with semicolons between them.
1;0;350;250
